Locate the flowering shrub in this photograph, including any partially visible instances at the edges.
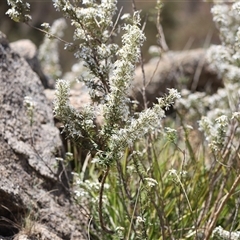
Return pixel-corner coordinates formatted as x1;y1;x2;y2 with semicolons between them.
6;0;240;239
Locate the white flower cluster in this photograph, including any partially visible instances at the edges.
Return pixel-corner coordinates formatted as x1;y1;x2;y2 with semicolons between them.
176;2;240;154
53;0;117;59
39;18;67;79
6;0;31;23
73;172;110;213
53;0;119;102
54;79;96;145
108;105;165;156
200;2;240;152
199;115;228;152
176;90;206;121
51;1;181;168
158;88;181;110
177;86;234;125
74;178;109;198
103;12;146;127
165;127;177;143
96;88;180;165
207;2;240;83
177;90;234;154
213;226;240;239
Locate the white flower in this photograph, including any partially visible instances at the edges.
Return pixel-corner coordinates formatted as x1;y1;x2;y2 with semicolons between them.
144;178;158;187
165;127;177;142
232;2;240;13
121;13;131;20
232;112;240;121
136;216;146;223
82;0;94;5
215;115;228;127
41;22;50;30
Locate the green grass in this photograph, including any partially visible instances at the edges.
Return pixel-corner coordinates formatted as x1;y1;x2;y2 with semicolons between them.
73;119;240;240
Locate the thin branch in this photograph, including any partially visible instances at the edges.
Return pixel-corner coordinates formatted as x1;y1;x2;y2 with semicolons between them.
131;0;137;13
108;6;123;40
26;22;70;45
99;166;115;234
126;182;142;240
156;1;168;52
204;173;240;240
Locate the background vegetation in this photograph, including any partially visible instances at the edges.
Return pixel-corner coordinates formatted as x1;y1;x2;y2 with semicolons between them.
0;1;220;72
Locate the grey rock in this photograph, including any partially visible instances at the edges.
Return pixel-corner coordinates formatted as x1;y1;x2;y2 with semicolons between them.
0;31;87;239
10;39;54;89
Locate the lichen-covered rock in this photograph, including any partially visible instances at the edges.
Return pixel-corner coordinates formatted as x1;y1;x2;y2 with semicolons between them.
0;31;87;239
